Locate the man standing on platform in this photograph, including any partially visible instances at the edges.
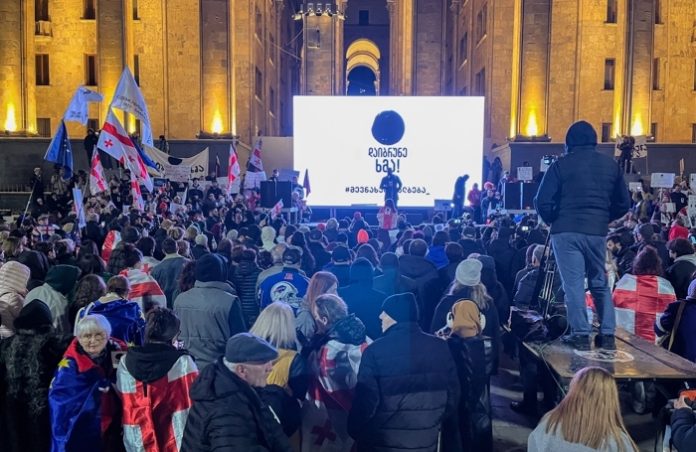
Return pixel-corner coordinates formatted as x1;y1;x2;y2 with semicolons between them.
380;168;402;208
535;121;630;350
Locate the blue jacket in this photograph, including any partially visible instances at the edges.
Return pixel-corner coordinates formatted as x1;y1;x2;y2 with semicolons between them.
671;407;696;452
535;145;630;236
655;298;696;362
258;267;310;314
427;245;449;270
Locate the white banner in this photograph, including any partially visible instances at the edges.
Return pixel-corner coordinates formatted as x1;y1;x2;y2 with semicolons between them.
148;146;209;181
650;173;675;189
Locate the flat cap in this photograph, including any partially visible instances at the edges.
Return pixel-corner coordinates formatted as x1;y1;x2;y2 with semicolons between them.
225;333;278;364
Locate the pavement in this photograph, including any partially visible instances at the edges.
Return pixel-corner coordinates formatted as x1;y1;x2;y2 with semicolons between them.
491;352;659;451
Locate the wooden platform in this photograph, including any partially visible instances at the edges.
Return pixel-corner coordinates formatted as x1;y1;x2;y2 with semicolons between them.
523;329;696;384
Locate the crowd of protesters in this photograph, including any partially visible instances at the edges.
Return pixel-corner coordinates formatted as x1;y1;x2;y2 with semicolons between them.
2;131;696;451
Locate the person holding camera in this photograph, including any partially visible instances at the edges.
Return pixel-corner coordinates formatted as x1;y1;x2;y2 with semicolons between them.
535;121;630;350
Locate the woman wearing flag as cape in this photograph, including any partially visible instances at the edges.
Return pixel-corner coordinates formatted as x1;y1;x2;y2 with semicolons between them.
49;314;127;452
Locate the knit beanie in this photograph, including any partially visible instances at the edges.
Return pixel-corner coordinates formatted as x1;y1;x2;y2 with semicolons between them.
195;254;226;282
455;258;482;286
382;292;419;323
14;299;53;330
565;120;597;150
45;265;81;296
451;300;481;338
357;229;369;244
261;226;277;243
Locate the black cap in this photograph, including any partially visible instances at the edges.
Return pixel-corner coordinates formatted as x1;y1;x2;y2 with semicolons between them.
14;299;52;330
565;120;597;150
225;333;278;364
382;292;419;323
282;246;302;265
332;245;350;263
195;254;226;282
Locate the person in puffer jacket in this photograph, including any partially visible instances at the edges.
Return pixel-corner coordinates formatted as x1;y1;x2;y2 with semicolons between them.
0;261;31;338
348;293;460;452
116;308;198;452
231;248;263;327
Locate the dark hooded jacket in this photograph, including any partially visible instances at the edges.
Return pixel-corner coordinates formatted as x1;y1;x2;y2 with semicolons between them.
0;303;66;452
338;259;387;341
348;322;460;452
534;127;630;236
373;268;418;298
16;249;50;283
231;259;263;327
181;358;292;452
398;255;443;330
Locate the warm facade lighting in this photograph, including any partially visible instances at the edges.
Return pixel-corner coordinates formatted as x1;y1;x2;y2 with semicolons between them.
630;115;644;136
211;110;223;134
525;110;539;137
4;104;17;132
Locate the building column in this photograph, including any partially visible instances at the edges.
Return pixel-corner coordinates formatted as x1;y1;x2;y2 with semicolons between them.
300;0;345;95
623;0;654;136
97;0;126;121
515;0;551;140
200;0;231;136
0;0;36;135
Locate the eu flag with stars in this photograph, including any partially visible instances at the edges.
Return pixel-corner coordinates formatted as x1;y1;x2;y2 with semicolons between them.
44;120;74;179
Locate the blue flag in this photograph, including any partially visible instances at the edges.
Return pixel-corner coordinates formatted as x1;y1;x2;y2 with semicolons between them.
44;120;74;179
132;139;158;170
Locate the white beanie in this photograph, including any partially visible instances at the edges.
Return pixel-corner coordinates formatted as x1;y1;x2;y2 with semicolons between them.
455;258;482;286
195;234;208;246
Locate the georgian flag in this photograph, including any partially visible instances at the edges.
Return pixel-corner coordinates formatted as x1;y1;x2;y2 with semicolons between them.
89;147;108;195
270;199;284;219
612;273;676;341
247;138;264;172
98;109;153;192
227;143;241;195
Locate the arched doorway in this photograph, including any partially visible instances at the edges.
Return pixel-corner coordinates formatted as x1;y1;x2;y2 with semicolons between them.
346;38;381;95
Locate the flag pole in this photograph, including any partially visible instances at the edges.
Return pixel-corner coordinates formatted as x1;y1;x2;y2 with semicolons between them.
21;179;37;223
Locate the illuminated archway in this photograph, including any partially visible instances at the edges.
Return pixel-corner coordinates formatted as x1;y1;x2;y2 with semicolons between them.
346;39;381;95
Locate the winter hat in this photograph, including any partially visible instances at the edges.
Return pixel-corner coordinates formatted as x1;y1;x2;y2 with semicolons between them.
476;255;496;272
225;332;278;364
332;245;351;263
317;223;327;232
357;229;370;244
195;234;208;246
45;265;81;296
14;299;52;330
565;120;597;150
0;261;31;295
455;258;482;286
451;300;481;338
195;253;226;282
382;292;419;323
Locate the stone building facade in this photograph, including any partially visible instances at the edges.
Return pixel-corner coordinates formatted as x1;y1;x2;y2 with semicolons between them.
2;0;696;151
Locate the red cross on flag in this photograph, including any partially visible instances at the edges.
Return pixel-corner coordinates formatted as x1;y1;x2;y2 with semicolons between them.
89;147;107;195
98;109;153;192
612;273;676;341
270;199;284;220
227;143;240;195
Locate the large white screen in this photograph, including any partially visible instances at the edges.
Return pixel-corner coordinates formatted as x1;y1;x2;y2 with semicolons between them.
293;96;485;207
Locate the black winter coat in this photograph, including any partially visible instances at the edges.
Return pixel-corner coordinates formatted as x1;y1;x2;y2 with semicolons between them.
339;282;387;341
348;322;460;452
443;335;492;452
373;269;418;298
671;407;696;452
534;145;630;236
614;246;636;278
231;260;262;326
0;326;66;452
665;256;696;299
398;255;444;329
181;358;292;452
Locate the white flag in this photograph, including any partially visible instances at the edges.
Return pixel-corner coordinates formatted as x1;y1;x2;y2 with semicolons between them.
110;68;154;147
63;86;103;125
72;188;87;229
